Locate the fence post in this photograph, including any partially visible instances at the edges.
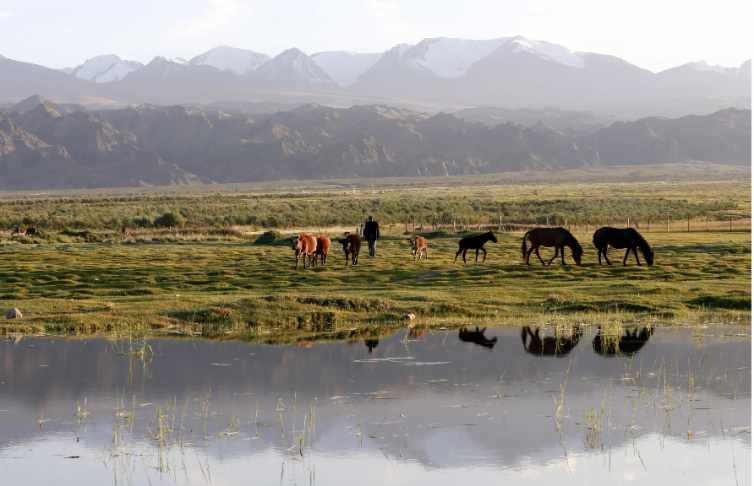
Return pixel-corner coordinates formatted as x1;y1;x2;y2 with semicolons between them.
687;215;690;233
730;215;732;232
706;217;709;232
626;210;629;228
667;215;670;233
453;219;456;233
499;215;502;231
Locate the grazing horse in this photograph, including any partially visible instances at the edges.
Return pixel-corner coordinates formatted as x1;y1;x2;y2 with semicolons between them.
288;234;317;269
592;227;654;266
25;227;36;236
521;326;582;357
311;235;331;267
407;236;428;261
454;231;498;266
458;327;498;349
338;233;361;266
10;227;25;236
522;227;582;266
593;327;654;356
121;227;135;237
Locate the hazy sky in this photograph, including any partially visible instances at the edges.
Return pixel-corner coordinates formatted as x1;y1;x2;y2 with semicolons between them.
0;0;751;72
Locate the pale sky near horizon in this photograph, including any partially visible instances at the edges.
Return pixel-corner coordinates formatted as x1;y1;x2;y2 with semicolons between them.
0;0;751;72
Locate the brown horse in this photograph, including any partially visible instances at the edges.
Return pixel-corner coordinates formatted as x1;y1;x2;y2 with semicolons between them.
454;231;498;266
288;234;317;269
592;227;654;266
121;227;135;237
521;326;582;357
10;228;25;236
522;227;582;266
311;235;331;267
25;227;36;236
338;233;361;266
407;236;428;261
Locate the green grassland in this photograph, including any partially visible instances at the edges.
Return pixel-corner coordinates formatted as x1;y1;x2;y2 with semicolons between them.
0;164;750;342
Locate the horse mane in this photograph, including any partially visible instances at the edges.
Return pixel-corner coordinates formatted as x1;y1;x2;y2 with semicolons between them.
632;229;654;261
566;231;583;255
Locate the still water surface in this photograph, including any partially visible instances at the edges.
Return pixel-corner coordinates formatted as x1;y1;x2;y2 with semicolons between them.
0;325;750;485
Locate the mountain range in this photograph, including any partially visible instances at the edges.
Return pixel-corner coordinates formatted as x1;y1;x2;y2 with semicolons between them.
0;95;749;190
1;37;750;118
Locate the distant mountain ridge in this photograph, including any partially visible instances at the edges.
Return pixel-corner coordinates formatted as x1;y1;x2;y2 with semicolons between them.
0;96;749;190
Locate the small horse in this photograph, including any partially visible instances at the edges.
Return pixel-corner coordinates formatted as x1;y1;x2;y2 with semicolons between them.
407;236;428;261
311;235;331;267
522;227;582;266
288;234;317;269
121;227;135;237
454;231;498;266
458;327;498;349
521;326;582;357
592;227;654;266
10;228;25;236
338;233;361;266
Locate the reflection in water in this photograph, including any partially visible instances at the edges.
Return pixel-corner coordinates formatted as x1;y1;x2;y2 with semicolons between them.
409;330;427;339
458;327;498;349
0;326;749;486
593;326;654;356
520;326;582;357
364;339;379;352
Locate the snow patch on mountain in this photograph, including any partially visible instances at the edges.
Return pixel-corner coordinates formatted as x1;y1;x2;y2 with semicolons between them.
311;51;382;86
684;60;747;77
189;46;270;75
508;36;586;68
252;48;335;86
71;54;144;83
413;37;511;78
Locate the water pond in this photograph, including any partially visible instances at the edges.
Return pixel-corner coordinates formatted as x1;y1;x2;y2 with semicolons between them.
0;325;750;485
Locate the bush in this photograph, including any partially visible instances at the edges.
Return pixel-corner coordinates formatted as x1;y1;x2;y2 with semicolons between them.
153;212;185;228
254;230;286;245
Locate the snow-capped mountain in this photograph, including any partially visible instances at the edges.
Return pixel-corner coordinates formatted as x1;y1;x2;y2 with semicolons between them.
246;48;335;88
71;54;144;83
405;37;511;78
684;59;749;78
119;56;238;86
310;51;382;87
189;46;270;75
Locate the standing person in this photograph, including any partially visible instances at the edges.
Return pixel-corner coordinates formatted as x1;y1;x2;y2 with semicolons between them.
364;215;380;257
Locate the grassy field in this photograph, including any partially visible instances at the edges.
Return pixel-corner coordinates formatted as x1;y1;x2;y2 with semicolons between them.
0;164;750;342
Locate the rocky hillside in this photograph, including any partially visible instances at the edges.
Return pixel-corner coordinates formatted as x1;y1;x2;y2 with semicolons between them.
0;97;749;190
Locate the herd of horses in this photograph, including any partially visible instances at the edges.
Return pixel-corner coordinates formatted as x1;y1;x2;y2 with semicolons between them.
287;226;655;269
10;227;36;236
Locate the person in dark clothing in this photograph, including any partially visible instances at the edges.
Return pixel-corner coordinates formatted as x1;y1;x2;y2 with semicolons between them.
363;215;380;256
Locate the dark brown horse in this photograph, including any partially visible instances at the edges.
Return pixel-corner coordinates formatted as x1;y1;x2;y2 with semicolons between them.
522;227;582;266
338;233;361;266
458;327;498;349
521;326;582;357
10;228;25;236
454;231;498;266
25;227;36;236
311;235;331;267
592;227;654;266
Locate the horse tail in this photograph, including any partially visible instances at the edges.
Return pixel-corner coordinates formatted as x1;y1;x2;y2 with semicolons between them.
521;231;531;259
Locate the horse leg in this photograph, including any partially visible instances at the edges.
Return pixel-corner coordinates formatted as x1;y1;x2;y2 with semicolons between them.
345;251;349;266
475;249;479;263
295;253;300;270
535;248;546;265
526;248;533;265
454;247;463;264
463;249;469;266
548;247;558;266
481;247;487;263
633;247;641;266
561;246;566;265
597;247;602;265
603;248;612;265
623;248;631;266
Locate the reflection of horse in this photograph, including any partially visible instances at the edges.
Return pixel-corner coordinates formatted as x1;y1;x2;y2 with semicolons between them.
592;227;655;266
409;330;427;339
522;228;582;266
521;326;582;357
458;327;498;349
593;327;654;356
365;339;379;352
454;231;498;266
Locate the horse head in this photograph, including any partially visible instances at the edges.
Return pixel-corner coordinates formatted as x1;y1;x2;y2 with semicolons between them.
288;236;301;250
488;231;498;243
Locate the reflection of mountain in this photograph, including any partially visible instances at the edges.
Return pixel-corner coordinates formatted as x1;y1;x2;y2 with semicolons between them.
521;326;582;356
593;326;654;356
0;327;749;477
